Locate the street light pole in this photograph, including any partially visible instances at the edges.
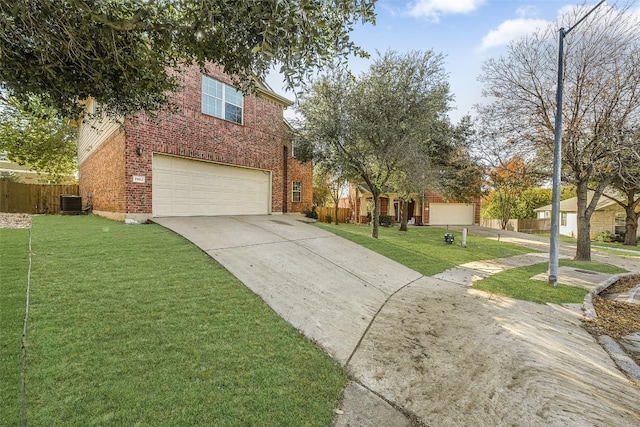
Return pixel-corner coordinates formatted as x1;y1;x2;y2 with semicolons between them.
549;0;606;287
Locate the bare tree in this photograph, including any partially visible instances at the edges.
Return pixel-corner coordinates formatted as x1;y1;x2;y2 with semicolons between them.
601;129;640;245
477;2;640;259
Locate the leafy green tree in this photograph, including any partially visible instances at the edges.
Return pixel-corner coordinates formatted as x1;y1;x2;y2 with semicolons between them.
392;115;483;232
0;0;375;118
296;50;452;238
437;116;484;202
483;186;573;221
512;188;552;219
312;170;331;207
315;164;348;225
0;94;77;181
482;157;538;229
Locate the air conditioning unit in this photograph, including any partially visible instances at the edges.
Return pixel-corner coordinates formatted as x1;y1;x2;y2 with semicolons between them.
60;195;82;215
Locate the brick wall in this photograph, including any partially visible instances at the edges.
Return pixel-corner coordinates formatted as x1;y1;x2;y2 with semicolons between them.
287;156;313;213
122;64;295;215
78;129;126;213
590;209;616;239
349;186;481;225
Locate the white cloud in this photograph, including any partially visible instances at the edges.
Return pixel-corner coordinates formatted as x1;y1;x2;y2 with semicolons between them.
516;5;539;19
479;18;550;51
408;0;486;21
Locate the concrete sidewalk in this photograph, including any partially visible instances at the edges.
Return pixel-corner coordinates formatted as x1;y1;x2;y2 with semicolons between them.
155;216;640;426
449;225;640;272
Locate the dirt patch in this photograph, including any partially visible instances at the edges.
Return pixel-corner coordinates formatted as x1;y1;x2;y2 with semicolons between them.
583;274;640;365
0;213;32;229
348;278;640;426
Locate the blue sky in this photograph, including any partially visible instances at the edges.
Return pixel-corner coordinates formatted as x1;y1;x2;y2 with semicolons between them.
268;0;609;123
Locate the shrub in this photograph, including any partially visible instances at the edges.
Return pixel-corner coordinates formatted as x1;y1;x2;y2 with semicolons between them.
325;215;332;223
304;208;318;220
379;215;392;227
596;231;616;243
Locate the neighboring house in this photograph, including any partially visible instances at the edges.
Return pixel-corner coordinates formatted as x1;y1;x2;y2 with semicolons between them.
337;197;351;209
535;191;640;239
349;184;480;226
77;64;312;222
0;152;76;184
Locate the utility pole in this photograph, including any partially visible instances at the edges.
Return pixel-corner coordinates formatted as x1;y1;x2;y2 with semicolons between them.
549;0;606;287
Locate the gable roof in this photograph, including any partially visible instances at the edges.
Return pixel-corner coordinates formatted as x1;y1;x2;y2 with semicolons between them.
535;191;619;212
253;78;293;107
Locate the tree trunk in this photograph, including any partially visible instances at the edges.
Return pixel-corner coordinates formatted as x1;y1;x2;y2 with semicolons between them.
371;191;380;238
399;198;408;232
498;190;511;230
624;207;639;246
334;204;339;225
575;181;592;260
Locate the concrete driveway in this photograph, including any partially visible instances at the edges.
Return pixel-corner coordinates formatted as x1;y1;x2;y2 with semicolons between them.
153;215;422;365
154;216;640;426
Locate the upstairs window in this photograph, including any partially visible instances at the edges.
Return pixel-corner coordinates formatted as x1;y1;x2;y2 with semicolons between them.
292;181;302;203
202;75;244;124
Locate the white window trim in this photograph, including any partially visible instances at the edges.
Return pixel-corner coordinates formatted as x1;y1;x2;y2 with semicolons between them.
292;181;302;203
201;75;244;125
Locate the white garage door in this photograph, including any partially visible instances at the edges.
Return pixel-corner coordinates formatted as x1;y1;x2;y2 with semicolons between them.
152;155;270;217
429;203;475;225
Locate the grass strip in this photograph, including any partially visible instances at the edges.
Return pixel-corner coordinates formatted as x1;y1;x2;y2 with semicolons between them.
314;223;533;276
20;215;345;426
0;228;30;426
592;246;640;257
472;260;627;304
535;233;640;256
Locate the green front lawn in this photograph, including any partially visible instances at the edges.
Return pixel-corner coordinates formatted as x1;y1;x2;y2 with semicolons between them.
316;223;626;305
0;227;30;427
534;233;578;244
3;216;345;426
535;233;640;257
314;223;533;276
472;260;627;304
592;241;640;257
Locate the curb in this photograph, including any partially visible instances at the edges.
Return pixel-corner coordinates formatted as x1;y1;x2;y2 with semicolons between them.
583;273;640;383
598;336;640;383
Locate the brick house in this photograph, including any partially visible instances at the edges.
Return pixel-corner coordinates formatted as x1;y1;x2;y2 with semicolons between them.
78;64;312;222
349;184;480;226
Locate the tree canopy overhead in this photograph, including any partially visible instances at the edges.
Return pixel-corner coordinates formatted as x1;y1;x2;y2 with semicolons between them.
0;0;376;118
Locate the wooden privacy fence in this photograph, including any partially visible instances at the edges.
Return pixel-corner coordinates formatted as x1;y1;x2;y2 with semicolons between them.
480;218;551;234
315;207;350;224
0;182;79;214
